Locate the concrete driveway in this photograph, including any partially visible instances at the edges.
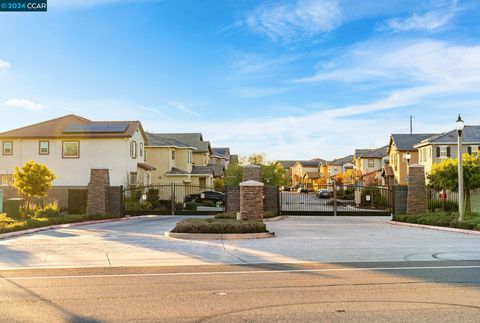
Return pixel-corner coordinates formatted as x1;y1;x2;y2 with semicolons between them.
1;216;479;269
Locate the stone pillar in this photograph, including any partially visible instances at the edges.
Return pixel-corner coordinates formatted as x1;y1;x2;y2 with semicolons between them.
87;169;110;215
407;164;427;215
392;185;408;216
239;180;264;221
243;164;261;182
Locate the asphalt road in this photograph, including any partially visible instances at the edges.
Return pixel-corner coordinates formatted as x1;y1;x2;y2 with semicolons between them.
1;261;480;322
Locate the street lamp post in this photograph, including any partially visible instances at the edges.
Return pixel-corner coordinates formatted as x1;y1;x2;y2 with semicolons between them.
456;114;465;221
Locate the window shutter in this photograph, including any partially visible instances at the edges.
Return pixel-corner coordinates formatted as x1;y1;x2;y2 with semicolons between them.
446;147;451;157
467;146;472;155
436;147;440;157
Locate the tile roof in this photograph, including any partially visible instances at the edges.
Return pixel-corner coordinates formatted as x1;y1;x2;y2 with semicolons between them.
0;114;143;139
211;147;230;159
276;160;297;168
414;125;480;147
361;145;388;158
329;155;354;165
390;133;438;151
191;166;214;175
137;163;156;171
298;160;320;167
165;167;190;175
305;171;320;179
207;164;225;177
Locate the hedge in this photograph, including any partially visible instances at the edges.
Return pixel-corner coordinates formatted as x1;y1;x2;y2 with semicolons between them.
172;218;267;234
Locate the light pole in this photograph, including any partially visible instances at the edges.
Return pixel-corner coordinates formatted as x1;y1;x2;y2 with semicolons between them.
456;114;465;221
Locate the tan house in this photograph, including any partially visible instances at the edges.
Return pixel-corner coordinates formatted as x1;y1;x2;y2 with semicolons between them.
291;161;320;187
274;160;297;186
0;114;153;208
354;146;388;184
414;125;480;178
145;133;214;187
326;155;355;184
387;133;437;185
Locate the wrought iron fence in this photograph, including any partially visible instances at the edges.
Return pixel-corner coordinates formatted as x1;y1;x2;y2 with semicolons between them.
427;189;459;212
123;184;225;215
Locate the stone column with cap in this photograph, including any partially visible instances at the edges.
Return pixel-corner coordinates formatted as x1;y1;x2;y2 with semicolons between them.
243;164;261;182
407;164;427;214
239;180;264;221
87;168;110;215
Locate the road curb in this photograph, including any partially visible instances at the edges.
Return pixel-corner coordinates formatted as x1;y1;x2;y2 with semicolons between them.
263;216;287;222
165;231;275;240
388;220;480;235
0;215;173;240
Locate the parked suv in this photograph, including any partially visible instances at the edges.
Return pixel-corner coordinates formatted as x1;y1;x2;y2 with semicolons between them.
316;189;331;199
184;191;225;204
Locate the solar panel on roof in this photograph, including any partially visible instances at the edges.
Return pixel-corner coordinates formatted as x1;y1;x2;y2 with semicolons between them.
63;123;129;133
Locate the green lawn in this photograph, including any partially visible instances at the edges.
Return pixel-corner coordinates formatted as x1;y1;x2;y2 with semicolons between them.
0;213;121;234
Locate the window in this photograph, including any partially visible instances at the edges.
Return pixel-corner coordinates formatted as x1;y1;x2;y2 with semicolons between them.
368;159;374;167
0;174;13;186
129;172;137;185
429;147;432;158
2;141;12;155
188;150;192;164
171;149;176;160
139;143;143;157
39;141;49;155
439;146;450;158
130;141;137;158
62;141;79;158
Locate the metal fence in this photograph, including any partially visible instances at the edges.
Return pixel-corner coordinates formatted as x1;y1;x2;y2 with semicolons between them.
280;184;392;216
427;189;459;212
123;184;225;215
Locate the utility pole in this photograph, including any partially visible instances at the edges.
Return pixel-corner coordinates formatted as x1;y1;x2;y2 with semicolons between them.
410;116;413;134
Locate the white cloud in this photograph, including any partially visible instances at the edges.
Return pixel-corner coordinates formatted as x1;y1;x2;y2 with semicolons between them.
246;0;341;42
385;0;458;31
168;100;200;116
4;98;47;111
0;59;10;70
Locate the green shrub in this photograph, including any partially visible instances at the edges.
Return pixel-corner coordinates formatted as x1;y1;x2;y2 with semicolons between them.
428;199;458;212
184;202;199;211
33;200;60;217
172;218;267;234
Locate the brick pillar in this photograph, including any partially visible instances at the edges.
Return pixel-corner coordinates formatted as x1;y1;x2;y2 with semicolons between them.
87;169;110;215
239;180;264;221
407;164;427;215
243;164;261;182
392;185;408;216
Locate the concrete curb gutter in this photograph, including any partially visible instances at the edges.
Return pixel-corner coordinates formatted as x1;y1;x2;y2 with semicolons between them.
264;216;287;222
164;231;275;240
0;215;172;240
388;220;480;235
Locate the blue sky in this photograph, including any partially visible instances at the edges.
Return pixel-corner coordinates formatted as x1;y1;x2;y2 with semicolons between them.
1;0;480;160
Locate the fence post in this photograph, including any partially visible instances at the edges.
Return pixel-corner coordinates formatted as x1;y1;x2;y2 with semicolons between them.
171;183;176;215
120;185;124;217
333;181;337;217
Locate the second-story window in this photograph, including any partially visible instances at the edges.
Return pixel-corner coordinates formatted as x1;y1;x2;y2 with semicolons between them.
139;143;143;157
63;141;79;158
171;150;176;160
2;141;13;155
39;141;49;155
188;150;192;163
368;159;374;167
130;141;137;158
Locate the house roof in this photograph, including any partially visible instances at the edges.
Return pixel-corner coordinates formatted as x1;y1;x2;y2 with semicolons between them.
276;160;297;168
145;133;193;148
360;145;388;159
329;155;354;165
152;133;211;153
191;166;214;175
137;163;156;171
310;158;327;164
211;147;230;159
305;171;320;179
414;125;480;147
165;167;190;175
390;133;438;151
0;114;144;140
298;160;320;167
354;149;374;158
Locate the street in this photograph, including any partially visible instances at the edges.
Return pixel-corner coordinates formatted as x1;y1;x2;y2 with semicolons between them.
1;261;480;322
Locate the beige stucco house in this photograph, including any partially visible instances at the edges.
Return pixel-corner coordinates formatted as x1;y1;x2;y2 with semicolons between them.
414;125;480;178
354;146;388;183
291;160;320;187
387;133;437;185
0;114;153;208
145;133;214;187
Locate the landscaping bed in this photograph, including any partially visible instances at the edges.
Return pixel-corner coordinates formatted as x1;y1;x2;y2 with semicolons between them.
171;218;267;234
0;213;122;234
394;212;480;231
213;211;276;220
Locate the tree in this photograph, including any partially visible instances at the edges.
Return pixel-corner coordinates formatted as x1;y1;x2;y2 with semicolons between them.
427;154;480;218
247;153;266;165
260;163;287;187
224;163;243;186
13;160;56;215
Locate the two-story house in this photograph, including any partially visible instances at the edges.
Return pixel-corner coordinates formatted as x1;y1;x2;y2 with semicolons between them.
387;133;437;185
274;160;297;186
291;161;320;187
0;114;152;208
327;155;355;184
414;125;480;179
145;133;214;187
354;146;388;183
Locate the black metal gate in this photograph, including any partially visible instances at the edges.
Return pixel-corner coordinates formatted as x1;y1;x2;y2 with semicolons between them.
280;184;392;216
123;184;225;216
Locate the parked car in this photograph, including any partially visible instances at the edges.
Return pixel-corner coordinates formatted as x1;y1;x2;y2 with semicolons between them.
282;186;292;192
184;191;225;204
298;187;309;194
316;189;331;199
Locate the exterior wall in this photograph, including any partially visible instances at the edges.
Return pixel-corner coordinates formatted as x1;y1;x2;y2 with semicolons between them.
193;152;209;166
263;186;280;216
291;162;319;186
0;128;145;187
418;144;477;179
389;144;419;185
359;157;383;175
106;186;123;217
225;186;240;212
145;146;194;185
